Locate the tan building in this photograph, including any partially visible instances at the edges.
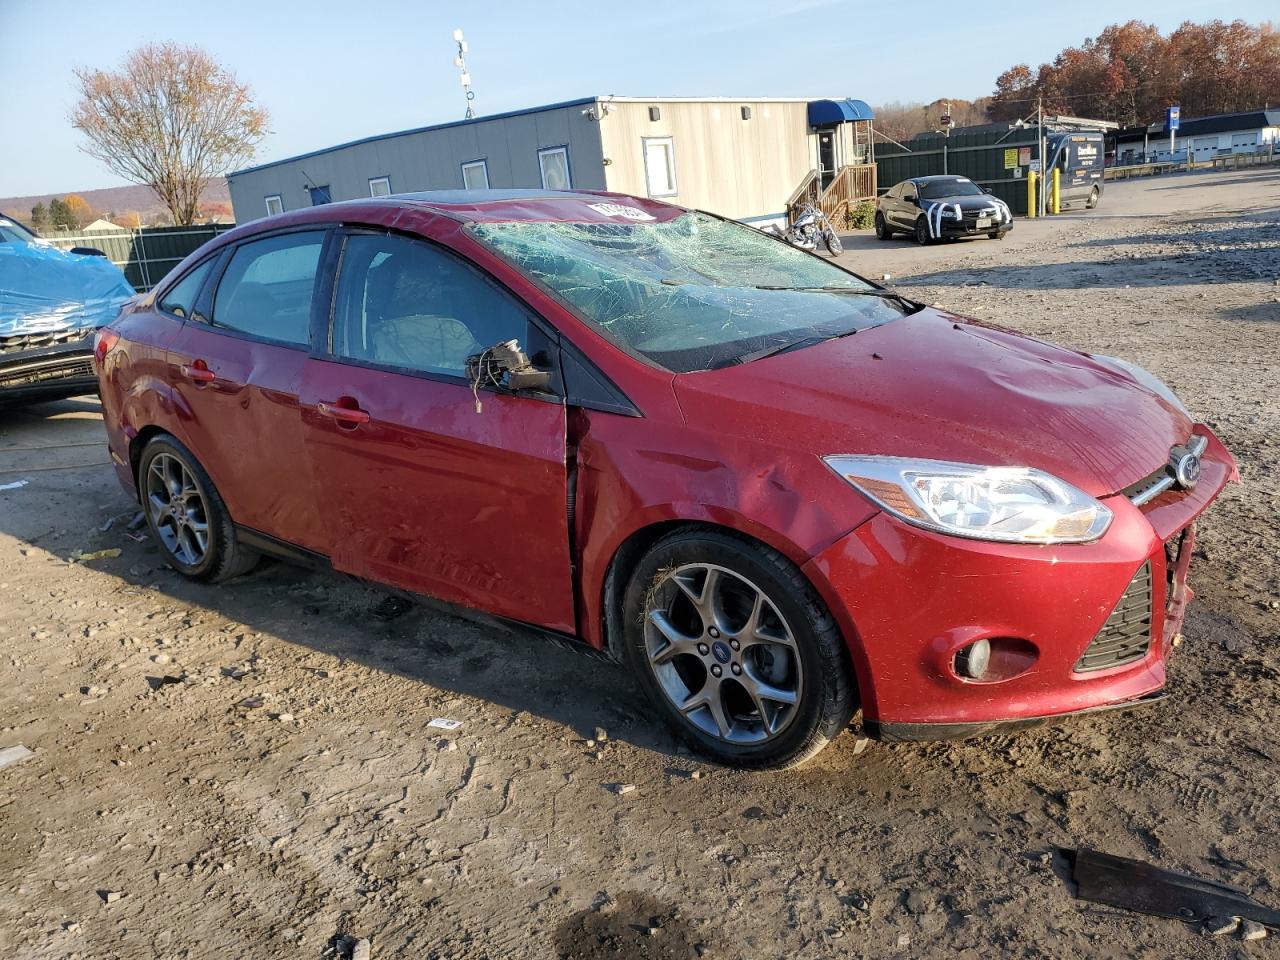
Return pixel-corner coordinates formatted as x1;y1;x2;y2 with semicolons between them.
226;95;876;228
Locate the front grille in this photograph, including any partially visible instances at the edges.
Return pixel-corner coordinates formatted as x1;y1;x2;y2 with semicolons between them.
0;357;95;388
0;329;91;355
1074;562;1153;673
961;206;998;222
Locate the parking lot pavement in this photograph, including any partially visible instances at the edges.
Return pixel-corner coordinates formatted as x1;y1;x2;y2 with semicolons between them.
1;166;1278;959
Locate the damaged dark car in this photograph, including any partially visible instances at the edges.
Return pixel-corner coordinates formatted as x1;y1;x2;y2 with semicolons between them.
0;215;134;405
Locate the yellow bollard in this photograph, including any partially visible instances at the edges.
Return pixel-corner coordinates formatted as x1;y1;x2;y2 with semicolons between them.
1051;168;1060;215
1027;171;1037;218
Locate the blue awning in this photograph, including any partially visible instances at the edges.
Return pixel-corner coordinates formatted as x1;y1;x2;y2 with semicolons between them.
808;98;875;127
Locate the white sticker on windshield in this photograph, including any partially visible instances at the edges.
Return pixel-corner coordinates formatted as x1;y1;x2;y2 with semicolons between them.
586;202;655;221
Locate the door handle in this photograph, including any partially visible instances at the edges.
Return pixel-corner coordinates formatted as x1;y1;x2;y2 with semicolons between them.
180;361;216;383
317;400;371;426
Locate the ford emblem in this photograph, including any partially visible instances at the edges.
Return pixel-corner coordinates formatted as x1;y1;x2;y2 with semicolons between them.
1174;452;1201;490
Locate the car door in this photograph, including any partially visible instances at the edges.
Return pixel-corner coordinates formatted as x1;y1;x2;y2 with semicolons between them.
893;182;918;227
298;227;577;633
164;228;331;553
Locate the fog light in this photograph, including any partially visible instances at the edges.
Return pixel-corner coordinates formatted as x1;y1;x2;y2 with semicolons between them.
956;639;991;680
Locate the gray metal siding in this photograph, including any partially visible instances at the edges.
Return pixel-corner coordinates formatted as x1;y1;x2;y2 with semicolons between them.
227;104;606;222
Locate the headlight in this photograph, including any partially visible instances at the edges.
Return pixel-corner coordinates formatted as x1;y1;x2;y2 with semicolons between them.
823;456;1112;544
1095;355;1191;419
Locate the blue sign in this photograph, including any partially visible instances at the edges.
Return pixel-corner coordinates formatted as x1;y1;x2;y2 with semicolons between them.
1167;106;1181;131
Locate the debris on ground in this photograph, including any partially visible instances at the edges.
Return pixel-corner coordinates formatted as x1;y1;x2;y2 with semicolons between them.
428;717;462;731
0;744;34;770
1068;848;1280;931
0;479;30;491
351;937;372;960
73;548;121;562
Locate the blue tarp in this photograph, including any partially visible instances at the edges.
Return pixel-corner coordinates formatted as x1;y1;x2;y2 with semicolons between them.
808;99;875;127
0;228;135;336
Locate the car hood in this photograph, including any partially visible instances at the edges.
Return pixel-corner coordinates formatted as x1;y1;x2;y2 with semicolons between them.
0;241;135;336
673;308;1192;498
922;194;1003;212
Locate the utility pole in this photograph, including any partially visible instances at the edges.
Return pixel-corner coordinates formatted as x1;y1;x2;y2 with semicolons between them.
1038;95;1046;219
453;28;475;120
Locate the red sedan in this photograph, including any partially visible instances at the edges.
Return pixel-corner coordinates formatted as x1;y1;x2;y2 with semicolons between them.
95;190;1235;769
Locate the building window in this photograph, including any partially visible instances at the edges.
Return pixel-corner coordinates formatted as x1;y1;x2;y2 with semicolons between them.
265;195;284;217
461;159;489;190
368;176;391;197
643;137;677;197
538;146;571;190
308;185;332;206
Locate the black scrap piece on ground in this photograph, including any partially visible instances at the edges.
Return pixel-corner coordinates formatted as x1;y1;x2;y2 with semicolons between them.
1067;848;1280;929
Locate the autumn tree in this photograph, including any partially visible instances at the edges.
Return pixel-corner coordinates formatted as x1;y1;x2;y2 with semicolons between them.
986;20;1280;125
62;194;94;228
70;43;267;226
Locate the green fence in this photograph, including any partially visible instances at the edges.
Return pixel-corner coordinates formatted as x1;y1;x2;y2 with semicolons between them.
874;129;1043;215
44;223;236;291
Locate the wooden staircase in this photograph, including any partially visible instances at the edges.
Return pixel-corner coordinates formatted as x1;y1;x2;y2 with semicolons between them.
786;164;877;226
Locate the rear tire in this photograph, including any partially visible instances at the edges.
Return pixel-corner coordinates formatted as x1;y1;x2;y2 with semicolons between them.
138;435;259;582
914;216;931;245
621;528;857;770
874;212;894;241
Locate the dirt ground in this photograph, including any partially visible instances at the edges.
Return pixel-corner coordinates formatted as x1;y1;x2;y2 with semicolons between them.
1;166;1277;960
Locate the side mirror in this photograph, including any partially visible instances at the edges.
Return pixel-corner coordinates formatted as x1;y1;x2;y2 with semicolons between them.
466;339;553;394
905;196;918;206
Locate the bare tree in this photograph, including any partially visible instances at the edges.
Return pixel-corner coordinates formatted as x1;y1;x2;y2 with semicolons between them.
71;43;267;226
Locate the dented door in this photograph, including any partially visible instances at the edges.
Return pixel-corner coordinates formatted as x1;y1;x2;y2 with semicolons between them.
299;360;575;632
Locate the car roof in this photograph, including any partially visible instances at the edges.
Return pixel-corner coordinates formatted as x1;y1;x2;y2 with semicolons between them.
910;175;970;184
366;188;686;225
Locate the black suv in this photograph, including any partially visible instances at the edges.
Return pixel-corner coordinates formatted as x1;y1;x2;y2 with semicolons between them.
875;176;1013;245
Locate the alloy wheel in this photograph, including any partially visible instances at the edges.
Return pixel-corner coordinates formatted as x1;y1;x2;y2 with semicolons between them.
642;563;803;744
144;453;210;566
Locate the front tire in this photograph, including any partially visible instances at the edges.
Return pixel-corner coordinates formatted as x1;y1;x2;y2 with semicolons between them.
914;216;931;245
621;528;857;769
138;435;259;582
1086;186;1100;209
874;212;894;241
823;229;843;256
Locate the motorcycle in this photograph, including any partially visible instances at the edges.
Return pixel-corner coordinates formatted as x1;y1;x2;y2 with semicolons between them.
763;203;843;256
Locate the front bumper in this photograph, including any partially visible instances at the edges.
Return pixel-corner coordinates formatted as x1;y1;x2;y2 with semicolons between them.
0;330;98;404
803;427;1235;740
938;217;1011;238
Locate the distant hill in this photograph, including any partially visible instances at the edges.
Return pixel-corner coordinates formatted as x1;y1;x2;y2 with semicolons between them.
0;180;232;227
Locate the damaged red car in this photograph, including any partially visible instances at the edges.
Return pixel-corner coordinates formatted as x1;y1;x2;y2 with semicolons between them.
96;190;1235;769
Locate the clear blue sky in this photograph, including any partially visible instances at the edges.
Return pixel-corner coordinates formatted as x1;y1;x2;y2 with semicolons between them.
0;0;1269;196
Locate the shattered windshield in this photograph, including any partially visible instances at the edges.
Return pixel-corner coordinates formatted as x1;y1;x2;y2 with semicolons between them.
468;212;911;372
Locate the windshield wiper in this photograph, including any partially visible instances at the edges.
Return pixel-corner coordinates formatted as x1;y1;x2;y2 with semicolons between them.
751;285;920;309
729;327;861;367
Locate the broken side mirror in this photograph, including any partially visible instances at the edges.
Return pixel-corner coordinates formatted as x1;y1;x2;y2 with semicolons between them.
466;339;553;396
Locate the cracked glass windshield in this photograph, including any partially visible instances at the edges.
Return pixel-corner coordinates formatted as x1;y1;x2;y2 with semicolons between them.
469;212;914;372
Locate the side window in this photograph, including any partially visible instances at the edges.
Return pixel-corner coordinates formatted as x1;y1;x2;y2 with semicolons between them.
158;258;216;319
211;231;325;346
332;232;529;377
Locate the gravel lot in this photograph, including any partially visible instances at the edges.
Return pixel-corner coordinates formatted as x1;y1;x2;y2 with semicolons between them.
1;166;1277;960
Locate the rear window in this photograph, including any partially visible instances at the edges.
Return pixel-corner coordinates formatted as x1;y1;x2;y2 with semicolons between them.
211;232;324;346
